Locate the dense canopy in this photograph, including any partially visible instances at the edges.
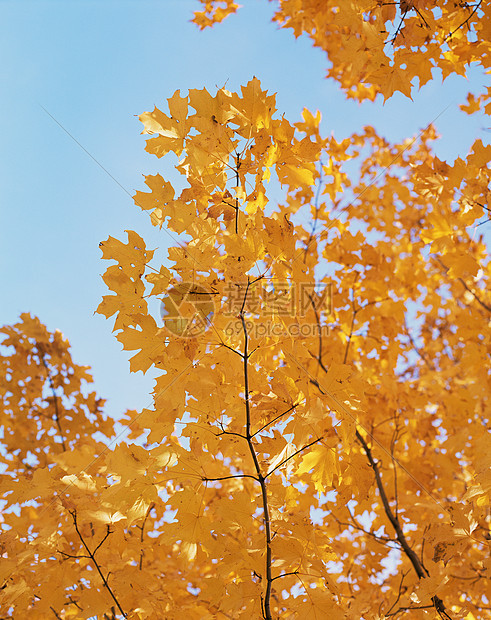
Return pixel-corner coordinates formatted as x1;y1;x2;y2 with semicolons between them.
1;3;490;619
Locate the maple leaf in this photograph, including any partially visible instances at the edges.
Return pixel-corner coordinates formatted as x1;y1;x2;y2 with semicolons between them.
4;66;490;618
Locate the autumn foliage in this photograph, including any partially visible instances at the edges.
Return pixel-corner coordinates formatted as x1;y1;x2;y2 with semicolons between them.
1;3;490;620
193;0;491;104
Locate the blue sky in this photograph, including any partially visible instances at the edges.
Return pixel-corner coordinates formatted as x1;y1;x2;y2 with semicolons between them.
1;0;489;424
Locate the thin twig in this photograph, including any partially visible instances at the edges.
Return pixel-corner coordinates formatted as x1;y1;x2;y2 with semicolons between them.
202;474;259;483
39;350;67;451
444;0;483;40
251;401;300;438
68;510;127;619
138;503;155;570
265;436;324;479
435;256;490;313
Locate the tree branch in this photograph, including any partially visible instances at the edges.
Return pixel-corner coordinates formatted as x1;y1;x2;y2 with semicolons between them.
444;0;483;40
265;436;324;479
355;430;450;617
435;256;491;313
40;350;67;451
68;510;127;619
202;474;259;483
138;503;154;570
251;401;300;438
239;282;273;620
331;507;397;546
356;430;427;579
